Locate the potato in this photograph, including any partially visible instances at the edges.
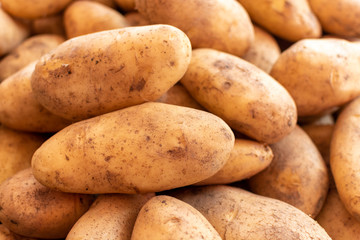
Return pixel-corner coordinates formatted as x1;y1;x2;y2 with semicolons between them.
180;48;297;144
114;0;135;12
270;38;360;117
237;0;321;41
31;24;192;121
135;0;254;57
131;195;221;240
0;34;65;82
124;12;151;26
67;193;154;240
0;126;45;185
242;25;281;73
32;102;235;194
0;168;94;239
171;185;331;240
64;1;130;39
195;139;273;185
30;14;66;36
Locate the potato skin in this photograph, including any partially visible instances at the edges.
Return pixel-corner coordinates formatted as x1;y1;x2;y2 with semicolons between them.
180;48;297;144
135;0;254;57
32;102;235;194
131;195;221;240
31;24;192;121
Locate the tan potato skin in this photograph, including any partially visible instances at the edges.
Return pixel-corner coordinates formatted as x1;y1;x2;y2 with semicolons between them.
31;24;192;121
181;48;297;144
135;0;254;57
171;185;331;240
67;193;154;240
124;12;151;27
0;168;94;239
114;0;135;11
30;14;66;36
64;1;130;39
0;34;65;82
0;62;72;132
32;102;235;194
270;38;360;117
196;139;273;185
131;195;221;240
237;0;321;42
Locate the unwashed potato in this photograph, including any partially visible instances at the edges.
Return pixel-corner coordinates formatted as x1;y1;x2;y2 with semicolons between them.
0;168;94;239
0;62;72;132
270;38;360;117
135;0;254;57
124;12;151;26
67;193;154;240
196;139;273;185
64;1;130;39
32;102;235;194
181;48;297;144
30;14;66;36
170;185;331;240
237;0;321;42
31;24;192;121
0;34;65;82
131;195;221;240
114;0;135;12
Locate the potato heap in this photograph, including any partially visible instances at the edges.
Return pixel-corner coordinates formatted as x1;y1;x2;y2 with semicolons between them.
0;0;360;239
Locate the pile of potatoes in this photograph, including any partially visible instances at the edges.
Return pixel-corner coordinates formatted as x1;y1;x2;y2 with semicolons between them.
1;0;360;239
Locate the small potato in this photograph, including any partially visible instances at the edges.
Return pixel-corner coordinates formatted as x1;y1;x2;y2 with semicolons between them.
114;0;135;12
124;12;151;26
30;14;66;36
0;168;94;239
64;1;130;39
181;48;297;144
131;195;221;240
31;25;192;121
135;0;254;57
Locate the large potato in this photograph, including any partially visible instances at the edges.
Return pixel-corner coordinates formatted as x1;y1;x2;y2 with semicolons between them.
31;25;192;121
135;0;254;57
32;102;235;194
181;48;297;144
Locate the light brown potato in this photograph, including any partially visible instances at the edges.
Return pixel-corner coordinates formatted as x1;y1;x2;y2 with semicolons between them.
135;0;254;57
32;102;235;194
31;25;192;121
0;34;65;82
171;185;331;240
316;188;360;240
181;48;297;144
248;126;329;218
114;0;135;11
196;139;273;185
237;0;321;41
0;62;72;132
0;126;45;185
64;1;130;39
242;25;281;73
131;195;221;240
30;14;66;36
270;38;360;117
124;12;151;26
67;193;154;240
0;168;94;239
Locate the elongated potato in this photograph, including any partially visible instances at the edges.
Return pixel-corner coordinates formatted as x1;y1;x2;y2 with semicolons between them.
135;0;254;57
131;195;221;240
270;38;360;116
181;48;297;144
171;185;331;240
0;168;94;239
31;25;192;121
32;102;235;194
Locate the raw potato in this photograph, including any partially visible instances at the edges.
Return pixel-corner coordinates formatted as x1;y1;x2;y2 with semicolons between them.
64;1;130;39
135;0;254;57
131;195;221;240
196;139;273;185
67;193;154;240
171;185;331;240
0;34;65;82
237;0;321;41
114;0;135;11
0;168;94;239
32;102;235;194
31;14;66;36
181;48;297;144
31;24;192;121
124;12;151;26
0;62;72;132
270;38;360;116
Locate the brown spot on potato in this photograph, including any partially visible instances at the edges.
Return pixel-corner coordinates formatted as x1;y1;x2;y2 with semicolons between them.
130;78;146;91
223;81;232;89
221;128;233;140
213;59;233;70
65;155;69;161
49;64;72;78
104;156;114;162
167;147;186;158
10;219;18;225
